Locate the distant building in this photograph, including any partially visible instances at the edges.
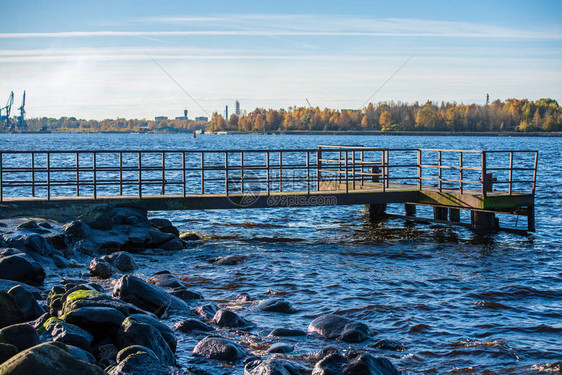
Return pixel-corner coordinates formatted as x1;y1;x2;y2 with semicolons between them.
175;116;188;120
195;116;208;122
235;100;240;117
155;116;168;121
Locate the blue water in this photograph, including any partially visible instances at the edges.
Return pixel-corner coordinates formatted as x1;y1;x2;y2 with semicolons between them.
1;133;561;374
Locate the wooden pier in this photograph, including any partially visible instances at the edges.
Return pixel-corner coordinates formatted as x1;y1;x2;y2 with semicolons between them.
0;146;538;233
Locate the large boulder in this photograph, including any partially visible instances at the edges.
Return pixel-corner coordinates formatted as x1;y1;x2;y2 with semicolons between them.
113;275;187;317
258;298;295;314
60;288;148;318
104;252;138;272
192;336;247;361
7;285;44;320
0;323;40;351
62;306;126;340
61;221;91;242
1;233;56;257
0;341;105;375
149;271;185;289
149;218;180;237
0;291;25;329
79;207;149;231
88;257;116;279
0;343;18;364
43;317;94;351
108;345;183;375
127;314;177;352
117;317;176;366
245;358;307;375
0;279;41;297
0;255;45;286
312;351;399;375
308;315;372;342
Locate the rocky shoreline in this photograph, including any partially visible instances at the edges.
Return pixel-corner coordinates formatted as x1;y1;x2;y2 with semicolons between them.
0;206;400;374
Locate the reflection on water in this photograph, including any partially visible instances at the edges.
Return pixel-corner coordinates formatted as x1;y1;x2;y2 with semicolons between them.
1;133;561;373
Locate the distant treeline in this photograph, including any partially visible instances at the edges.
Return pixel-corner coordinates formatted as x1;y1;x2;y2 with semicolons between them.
15;98;562;133
208;98;561;133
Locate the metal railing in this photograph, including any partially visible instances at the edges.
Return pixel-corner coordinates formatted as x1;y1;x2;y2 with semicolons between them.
0;147;538;201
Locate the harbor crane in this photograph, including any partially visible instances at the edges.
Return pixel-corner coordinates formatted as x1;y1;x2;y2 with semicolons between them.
17;90;27;131
306;98;313;108
1;91;14;131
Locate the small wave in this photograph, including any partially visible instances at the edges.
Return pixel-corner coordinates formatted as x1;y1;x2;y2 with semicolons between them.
451;339;508;348
469;285;562;300
409;323;431;333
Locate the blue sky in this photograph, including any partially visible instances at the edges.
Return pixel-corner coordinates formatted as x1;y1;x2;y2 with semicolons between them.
1;0;561;119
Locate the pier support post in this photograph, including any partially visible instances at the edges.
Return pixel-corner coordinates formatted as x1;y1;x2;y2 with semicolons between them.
404;204;416;217
433;207;448;221
470;211;498;234
449;208;461;222
365;204;386;221
527;205;535;232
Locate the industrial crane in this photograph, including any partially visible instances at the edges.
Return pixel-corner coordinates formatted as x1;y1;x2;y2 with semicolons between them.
1;91;14;131
17;90;27;131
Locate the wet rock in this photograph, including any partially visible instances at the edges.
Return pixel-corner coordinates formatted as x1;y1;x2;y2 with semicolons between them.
0;343;18;364
213;309;251;328
2;233;56;257
113;275;188;317
0;255;45;286
214;255;246;266
88;257;116;279
169;287;203;301
150;271;185;289
192;336;247;361
0;323;40;351
267;343;294;354
79;207;148;230
179;231;202;241
245;358;307;375
0;279;41;298
7;285;44;320
62;306;126;340
258;298;295;313
370;339;406;351
268;328;307;337
67;345;96;364
316;346;340;359
149;218;180;237
105;252;138;272
127;314;177;352
174;319;214;334
118;317;176;366
61;221;92;242
43;317;94;351
94;342;118;367
312;351;399;375
0;341;105;375
59;288;148;318
109;345;182;375
308;314;372;342
313;352;345;375
195;303;220;319
0;291;25;329
236;292;251;302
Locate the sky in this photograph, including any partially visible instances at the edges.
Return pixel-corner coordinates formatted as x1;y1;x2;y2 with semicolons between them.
1;0;561;120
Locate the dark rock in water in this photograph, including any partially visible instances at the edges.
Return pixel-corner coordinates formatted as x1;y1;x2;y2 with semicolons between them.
2;233;56;257
0;341;105;375
0;291;25;329
149;218;180;237
118;317;176;366
0;255;45;286
316;346;340;359
213;309;251;328
174;319;214;334
308;314;372;342
7;285;45;320
115;345;155;364
109;345;184;375
94;342;118;367
113;275;188;317
236;292;251;302
105;252;138;272
0;323;40;351
169;287;203;301
61;221;92;242
370;339;406;351
0;279;41;298
268;328;307;337
62;306;126;339
179;231;202;241
127;314;177;352
0;343;18;364
267;343;294;354
67;344;96;364
258;298;295;313
88;257;116;279
245;358;307;375
192;336;247;361
195;303;220;320
79;207;148;230
43;317;94;352
150;271;185;289
214;255;246;266
313;351;399;375
59;288;148;318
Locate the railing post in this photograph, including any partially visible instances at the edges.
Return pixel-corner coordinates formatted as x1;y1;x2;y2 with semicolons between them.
47;152;51;200
182;151;186;197
381;150;386;192
316;149;322;191
224;152;229;196
360;150;365;186
532;151;538;195
240;151;244;194
352;150;356;190
459;152;463;194
119;152;123;196
344;151;349;193
200;152;204;195
481;151;487;197
75;152;80;196
138;152;142;198
266;151;270;195
161;152;166;195
93;152;97;199
306;151;310;194
385;149;390;188
279;151;283;192
509;151;513;195
0;152;3;202
438;150;442;192
32;152;36;197
417;149;422;190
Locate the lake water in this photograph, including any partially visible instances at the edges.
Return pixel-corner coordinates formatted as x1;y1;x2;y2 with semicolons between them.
1;133;561;374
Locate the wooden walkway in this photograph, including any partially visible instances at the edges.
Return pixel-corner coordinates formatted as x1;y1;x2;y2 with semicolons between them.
0;146;538;232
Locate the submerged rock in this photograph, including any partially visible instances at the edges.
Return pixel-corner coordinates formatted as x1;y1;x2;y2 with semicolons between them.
169;287;203;301
245;358;307;375
258;298;296;313
173;319;214;334
268;328;307;337
267;343;294;354
214;255;246;266
195;303;220;319
308;314;372;342
0;255;45;286
0;341;104;375
192;336;247;361
150;271;185;289
113;275;188;317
